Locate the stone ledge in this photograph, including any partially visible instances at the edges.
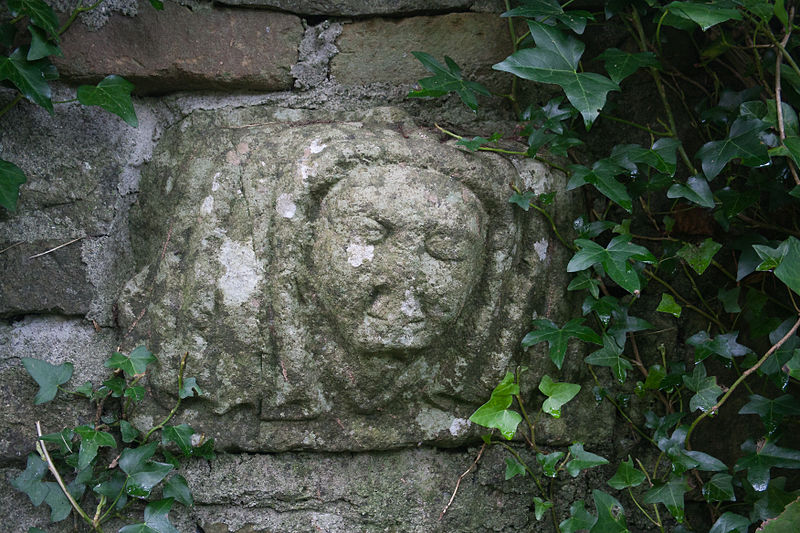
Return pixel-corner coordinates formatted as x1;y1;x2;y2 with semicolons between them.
215;0;504;15
54;2;303;95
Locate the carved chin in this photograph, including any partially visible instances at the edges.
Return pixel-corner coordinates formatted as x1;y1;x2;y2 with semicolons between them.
347;316;438;354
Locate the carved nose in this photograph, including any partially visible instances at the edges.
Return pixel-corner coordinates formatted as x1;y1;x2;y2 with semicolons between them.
368;287;425;321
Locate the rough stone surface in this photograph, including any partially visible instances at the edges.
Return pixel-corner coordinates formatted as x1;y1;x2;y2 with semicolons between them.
291;21;343;90
54;2;303;94
114;105;608;453
331;13;513;94
215;0;504;15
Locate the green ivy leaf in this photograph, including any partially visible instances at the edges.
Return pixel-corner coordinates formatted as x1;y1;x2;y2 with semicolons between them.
102;376;126;397
456;133;501;152
774;237;800;297
93;470;128;509
657;293;682;317
77;75;138;127
125;385;146;403
565;442;609;477
536;451;565;478
11;454;48;506
644;364;666;390
559;500;597;533
590;489;627;533
469;372;522;440
126;461;174;499
568;235;655;293
642;475;690;522
502;0;594;34
191;438;215;460
597;48;660;84
677;238;722;275
686;330;752;362
665;0;743;31
695;118;769;179
718;286;741;313
509;191;536;211
585;335;633;383
610;138;681;176
149;0;165;9
119;498;179;533
74;425;116;470
758;496;800;533
7;0;60;39
40;428;75;455
666;175;715;208
567;270;601;299
739;394;800;435
538;375;581;418
717;187;759;219
735;440;800;491
162;424;195;457
0;47;54;113
21;357;73;404
105;346;157;378
408;52;491;111
504;457;526;480
42;481;71;521
493;21;619;128
567;160;632;212
522;318;601;369
164;474;193;507
120;442;158;475
703;473;735;502
533;496;554;520
709;512;750;533
120;420;140;443
0;158;27;212
607;456;646;489
27;25;62;61
683;363;723;413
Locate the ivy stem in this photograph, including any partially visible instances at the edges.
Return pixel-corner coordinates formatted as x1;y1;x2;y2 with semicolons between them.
529;203;575;251
0;93;23;120
514;393;538;452
142;352;188;443
680;262;721;323
498;442;547;495
598;113;671;137
586;366;656;446
35;421;97;530
503;0;520;114
59;0;106;36
629;487;660;527
643;269;726;330
685;314;800;449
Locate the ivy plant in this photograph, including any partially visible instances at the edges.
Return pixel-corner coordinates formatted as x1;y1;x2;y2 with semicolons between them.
414;0;800;531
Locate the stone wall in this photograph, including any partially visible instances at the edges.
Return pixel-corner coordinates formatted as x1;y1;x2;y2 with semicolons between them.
0;1;621;531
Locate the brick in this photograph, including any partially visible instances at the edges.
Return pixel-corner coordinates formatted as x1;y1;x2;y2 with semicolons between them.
54;3;303;94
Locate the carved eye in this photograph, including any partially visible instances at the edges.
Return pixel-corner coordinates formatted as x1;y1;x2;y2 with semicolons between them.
425;231;471;261
348;216;389;244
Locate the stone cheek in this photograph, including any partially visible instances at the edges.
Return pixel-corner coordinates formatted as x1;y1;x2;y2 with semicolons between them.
121;111;555;451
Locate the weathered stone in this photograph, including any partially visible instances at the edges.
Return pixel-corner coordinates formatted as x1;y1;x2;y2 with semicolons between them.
215;0;504;15
116;105;607;452
54;2;303;94
330;13;513;93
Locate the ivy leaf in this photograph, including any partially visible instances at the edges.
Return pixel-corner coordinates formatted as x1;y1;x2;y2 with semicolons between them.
642;476;691;522
149;0;165;9
559;500;597;533
102;376;126;397
709;512;750;533
539;375;581;418
119;498;180;533
695;118;769;179
105;346;157;378
0;158;27;212
683;363;723;413
739;394;800;435
758;496;800;533
596;48;659;84
408;52;490;111
7;0;59;39
585;335;633;383
493;21;619;128
665;1;743;31
735;439;800;491
565;442;609;477
21;357;73;404
590;489;627;533
567;160;632;212
533;497;554;520
568;235;655;293
469;372;522;440
163;474;193;507
677;238;722;275
536;451;565;478
567;270;601;299
502;0;594;34
77;75;138;127
42;481;71;521
11;454;48;506
607;456;646;489
93;470;128;509
504;457;526;480
125;385;146;403
74;425;116;470
120;442;158;475
716;187;759;219
610;138;681;176
509;191;536;211
120;420;140;443
657;293;682;317
456;133;501;152
522;318;601;369
686;330;752;362
703;473;736;502
191;438;215;460
774;237;800;297
27;25;62;61
667;175;715;208
0;47;54;113
40;428;75;455
718;287;741;313
162;424;195;457
126;461;174;499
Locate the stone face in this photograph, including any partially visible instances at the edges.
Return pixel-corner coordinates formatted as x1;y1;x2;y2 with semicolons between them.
215;0;504;15
117;106;598;452
54;2;303;94
331;13;513;93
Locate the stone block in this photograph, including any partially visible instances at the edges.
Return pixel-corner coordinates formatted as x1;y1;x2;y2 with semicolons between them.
215;0;504;15
330;13;513;94
54;2;303;94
